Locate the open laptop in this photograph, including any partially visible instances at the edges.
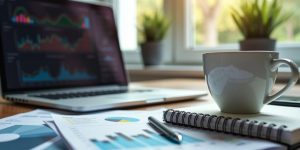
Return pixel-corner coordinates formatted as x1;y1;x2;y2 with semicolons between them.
0;0;206;112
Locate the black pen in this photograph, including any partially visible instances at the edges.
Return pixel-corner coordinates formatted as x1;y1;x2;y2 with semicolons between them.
148;116;182;144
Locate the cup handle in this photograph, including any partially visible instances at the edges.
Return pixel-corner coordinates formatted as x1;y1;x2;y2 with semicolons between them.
264;59;299;104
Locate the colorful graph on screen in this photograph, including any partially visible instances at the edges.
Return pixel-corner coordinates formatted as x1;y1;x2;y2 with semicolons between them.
11;6;90;29
22;65;97;83
17;32;91;52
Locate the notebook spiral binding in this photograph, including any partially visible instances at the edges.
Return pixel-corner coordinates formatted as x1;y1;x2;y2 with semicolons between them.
163;109;288;143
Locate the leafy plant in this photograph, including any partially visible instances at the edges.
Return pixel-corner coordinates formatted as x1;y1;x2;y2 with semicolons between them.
231;0;292;39
139;12;170;44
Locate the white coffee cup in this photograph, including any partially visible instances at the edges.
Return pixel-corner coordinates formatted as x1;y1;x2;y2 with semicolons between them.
203;51;299;114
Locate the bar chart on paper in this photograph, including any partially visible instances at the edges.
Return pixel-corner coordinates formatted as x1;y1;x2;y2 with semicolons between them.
52;111;284;150
90;129;202;149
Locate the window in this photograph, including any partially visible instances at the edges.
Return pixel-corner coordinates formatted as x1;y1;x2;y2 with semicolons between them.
188;0;300;49
116;0;163;51
114;0;300;65
175;0;300;64
189;0;241;48
113;0;165;64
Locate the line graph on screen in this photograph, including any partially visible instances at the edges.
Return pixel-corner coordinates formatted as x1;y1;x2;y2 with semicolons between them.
21;64;97;83
17;32;92;53
11;6;90;29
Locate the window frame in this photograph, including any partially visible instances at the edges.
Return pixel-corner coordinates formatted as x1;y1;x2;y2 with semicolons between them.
115;0;300;65
112;0;141;64
174;0;300;65
113;0;174;64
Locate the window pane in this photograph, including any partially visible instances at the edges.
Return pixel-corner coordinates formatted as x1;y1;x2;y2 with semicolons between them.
190;0;300;48
137;0;163;17
117;0;163;51
272;0;300;43
137;0;163;44
118;0;137;51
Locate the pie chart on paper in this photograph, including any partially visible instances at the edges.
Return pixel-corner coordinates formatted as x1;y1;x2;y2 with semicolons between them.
105;117;140;123
0;125;57;149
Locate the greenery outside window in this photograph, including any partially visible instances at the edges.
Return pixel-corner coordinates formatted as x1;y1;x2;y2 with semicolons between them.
113;0;300;65
188;0;300;48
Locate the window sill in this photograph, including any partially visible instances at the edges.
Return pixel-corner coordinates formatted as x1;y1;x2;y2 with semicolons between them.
126;64;296;82
126;64;204;81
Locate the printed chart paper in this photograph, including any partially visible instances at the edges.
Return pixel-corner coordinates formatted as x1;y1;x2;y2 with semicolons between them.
52;110;284;150
0;110;66;149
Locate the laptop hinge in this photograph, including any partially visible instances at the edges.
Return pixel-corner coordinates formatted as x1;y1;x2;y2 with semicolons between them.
4;85;128;95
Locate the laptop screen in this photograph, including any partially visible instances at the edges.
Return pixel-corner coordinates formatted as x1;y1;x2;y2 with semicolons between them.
0;0;128;92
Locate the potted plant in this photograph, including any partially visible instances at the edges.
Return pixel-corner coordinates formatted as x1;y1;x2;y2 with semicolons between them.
231;0;292;51
139;12;170;66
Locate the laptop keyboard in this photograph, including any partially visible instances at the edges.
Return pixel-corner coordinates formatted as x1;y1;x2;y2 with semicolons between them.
30;89;150;100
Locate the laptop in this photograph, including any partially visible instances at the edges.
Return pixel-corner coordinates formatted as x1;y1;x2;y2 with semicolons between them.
0;0;206;112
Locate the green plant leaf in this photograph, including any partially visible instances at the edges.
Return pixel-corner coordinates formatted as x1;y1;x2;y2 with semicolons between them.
139;11;170;44
231;8;246;37
230;0;292;39
261;0;268;24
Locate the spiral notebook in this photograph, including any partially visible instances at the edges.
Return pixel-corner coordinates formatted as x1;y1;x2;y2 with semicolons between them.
163;103;300;148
